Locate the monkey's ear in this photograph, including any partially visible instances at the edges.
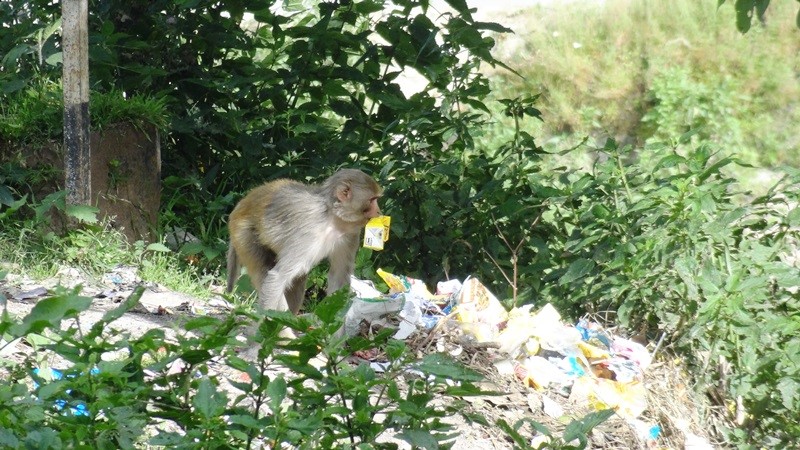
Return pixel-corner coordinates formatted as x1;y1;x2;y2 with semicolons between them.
335;182;352;203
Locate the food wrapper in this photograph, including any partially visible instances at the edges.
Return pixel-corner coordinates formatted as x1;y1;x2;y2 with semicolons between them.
578;341;611;359
363;215;391;250
571;377;647;419
376;268;434;298
518;356;564;390
454;278;508;342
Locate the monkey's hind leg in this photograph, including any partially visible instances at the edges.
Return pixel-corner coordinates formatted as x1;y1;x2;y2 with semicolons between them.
285;274;308;315
225;246;240;293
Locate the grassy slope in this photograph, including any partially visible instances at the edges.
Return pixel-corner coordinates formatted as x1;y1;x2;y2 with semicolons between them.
487;0;800;167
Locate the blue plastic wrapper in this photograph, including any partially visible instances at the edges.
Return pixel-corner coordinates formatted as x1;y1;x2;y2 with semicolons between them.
575;319;612;348
33;367;100;417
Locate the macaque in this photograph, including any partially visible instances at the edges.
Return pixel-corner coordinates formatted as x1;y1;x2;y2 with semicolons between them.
226;168;382;325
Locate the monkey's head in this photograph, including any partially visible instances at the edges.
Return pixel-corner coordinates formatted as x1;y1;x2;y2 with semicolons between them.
326;169;382;225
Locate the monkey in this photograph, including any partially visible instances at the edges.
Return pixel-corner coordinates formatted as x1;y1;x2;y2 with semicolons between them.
226;168;382;336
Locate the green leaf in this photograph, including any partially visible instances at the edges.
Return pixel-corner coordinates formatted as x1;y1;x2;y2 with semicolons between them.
463;411;491;427
674;257;699;299
755;0;770;19
445;382;495;396
266;375;287;413
385;339;406;360
786;207;800;226
735;0;755;33
36;379;69;401
474;21;513;33
777;377;798;411
1;44;31;68
227;414;262;430
225;355;251;373
65;204;99;223
34;191;66;220
180;241;207;256
45;52;62;66
146;243;171;253
193;377;227;419
39;18;63;42
314;289;350;325
617;300;634;324
414;353;483;382
590;204;610;220
11;289;93;336
698;156;735;182
288;414;324;435
0;195;27;219
796;6;800;29
497;418;552;446
354;0;384;15
398;429;439;450
443;0;474;22
559;258;595;285
184;316;221;331
495;419;529;447
181;349;211;364
329;99;360;117
677;128;703;145
562;409;615;443
0;185;13;206
0;429;20;447
654;154;686;171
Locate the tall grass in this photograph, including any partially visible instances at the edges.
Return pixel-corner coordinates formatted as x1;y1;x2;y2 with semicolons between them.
0;82;168;146
490;0;800;167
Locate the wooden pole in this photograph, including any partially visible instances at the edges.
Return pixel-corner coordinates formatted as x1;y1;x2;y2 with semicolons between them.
62;0;91;206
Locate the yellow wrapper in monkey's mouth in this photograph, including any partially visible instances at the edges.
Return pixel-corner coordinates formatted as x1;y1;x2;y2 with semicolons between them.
363;215;391;250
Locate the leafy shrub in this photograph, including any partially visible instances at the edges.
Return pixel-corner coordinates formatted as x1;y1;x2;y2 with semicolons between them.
401;97;800;445
640;67;748;158
518;137;800;447
2;0;518;278
1;0;510;186
160;174;237;272
0;288;491;449
498;409;615;450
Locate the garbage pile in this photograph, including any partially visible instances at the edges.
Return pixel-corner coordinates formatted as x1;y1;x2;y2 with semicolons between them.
346;270;662;443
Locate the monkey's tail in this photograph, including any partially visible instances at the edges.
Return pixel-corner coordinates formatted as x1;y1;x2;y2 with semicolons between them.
226;245;239;293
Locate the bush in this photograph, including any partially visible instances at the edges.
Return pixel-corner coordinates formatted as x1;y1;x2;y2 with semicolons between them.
522;138;800;447
1;0;515;277
0;286;489;449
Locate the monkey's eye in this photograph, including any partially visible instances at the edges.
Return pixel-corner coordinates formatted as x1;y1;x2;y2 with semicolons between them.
363;198;378;213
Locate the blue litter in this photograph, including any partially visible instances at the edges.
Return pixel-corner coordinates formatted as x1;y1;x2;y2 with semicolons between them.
33;367;99;417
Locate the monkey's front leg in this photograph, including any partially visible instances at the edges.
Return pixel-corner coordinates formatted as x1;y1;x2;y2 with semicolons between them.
326;234;358;296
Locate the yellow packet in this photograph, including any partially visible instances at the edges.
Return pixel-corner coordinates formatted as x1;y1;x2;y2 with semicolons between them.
363;215;391;250
376;268;408;293
578;341;610;359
